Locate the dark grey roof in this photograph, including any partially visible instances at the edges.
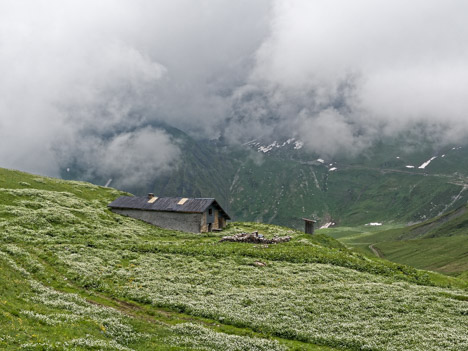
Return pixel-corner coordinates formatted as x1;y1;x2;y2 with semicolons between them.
108;196;230;219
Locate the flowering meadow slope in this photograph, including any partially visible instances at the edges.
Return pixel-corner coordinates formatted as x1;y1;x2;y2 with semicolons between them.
0;168;467;350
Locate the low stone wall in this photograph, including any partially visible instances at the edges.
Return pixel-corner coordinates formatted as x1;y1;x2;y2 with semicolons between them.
111;209;202;233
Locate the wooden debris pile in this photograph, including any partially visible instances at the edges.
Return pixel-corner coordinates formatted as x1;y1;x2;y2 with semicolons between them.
220;231;291;244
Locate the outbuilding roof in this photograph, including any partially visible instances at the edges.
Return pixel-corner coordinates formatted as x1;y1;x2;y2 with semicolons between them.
108;196;231;219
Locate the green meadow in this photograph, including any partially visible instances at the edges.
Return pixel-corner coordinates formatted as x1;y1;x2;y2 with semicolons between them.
0;168;467;350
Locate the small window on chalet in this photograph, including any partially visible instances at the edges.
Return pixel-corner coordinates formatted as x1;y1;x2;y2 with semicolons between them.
209;208;212;215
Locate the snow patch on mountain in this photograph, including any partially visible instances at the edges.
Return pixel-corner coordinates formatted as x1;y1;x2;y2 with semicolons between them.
418;156;437;169
252;138;304;153
258;141;279;153
294;141;303;150
320;222;335;229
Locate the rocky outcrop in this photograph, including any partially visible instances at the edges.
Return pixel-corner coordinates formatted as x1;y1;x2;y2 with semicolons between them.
220;231;291;244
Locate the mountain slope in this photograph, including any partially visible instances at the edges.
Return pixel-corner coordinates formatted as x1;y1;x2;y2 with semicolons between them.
374;204;468;276
325;204;468;277
60;126;468;229
152;131;468;228
0;167;467;350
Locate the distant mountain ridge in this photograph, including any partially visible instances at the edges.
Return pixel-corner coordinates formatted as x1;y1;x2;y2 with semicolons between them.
62;126;468;229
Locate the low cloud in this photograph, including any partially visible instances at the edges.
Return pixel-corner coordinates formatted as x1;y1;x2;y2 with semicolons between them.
56;127;180;189
0;0;269;186
296;108;374;158
235;0;468;153
1;0;468;186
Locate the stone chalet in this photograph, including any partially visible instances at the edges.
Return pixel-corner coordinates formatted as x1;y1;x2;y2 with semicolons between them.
108;193;230;233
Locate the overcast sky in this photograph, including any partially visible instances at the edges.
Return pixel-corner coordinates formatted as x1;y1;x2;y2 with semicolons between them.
1;0;468;183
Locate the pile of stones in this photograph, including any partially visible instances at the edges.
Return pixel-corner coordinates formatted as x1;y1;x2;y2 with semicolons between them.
220;231;291;244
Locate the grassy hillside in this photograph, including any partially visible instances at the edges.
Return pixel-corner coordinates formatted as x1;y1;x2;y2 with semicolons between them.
324;205;468;277
1;168;467;350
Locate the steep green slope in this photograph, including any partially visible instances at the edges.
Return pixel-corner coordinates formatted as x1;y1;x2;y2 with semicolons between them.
1;168;467;350
375;235;468;274
147;131;468;228
374;205;468;275
325;204;468;276
144;128;239;212
153;145;466;228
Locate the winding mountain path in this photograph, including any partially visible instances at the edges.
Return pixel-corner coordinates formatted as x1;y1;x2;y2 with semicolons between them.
369;244;383;258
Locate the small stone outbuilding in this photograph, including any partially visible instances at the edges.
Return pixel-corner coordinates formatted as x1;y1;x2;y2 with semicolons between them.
302;218;316;234
108;194;230;233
